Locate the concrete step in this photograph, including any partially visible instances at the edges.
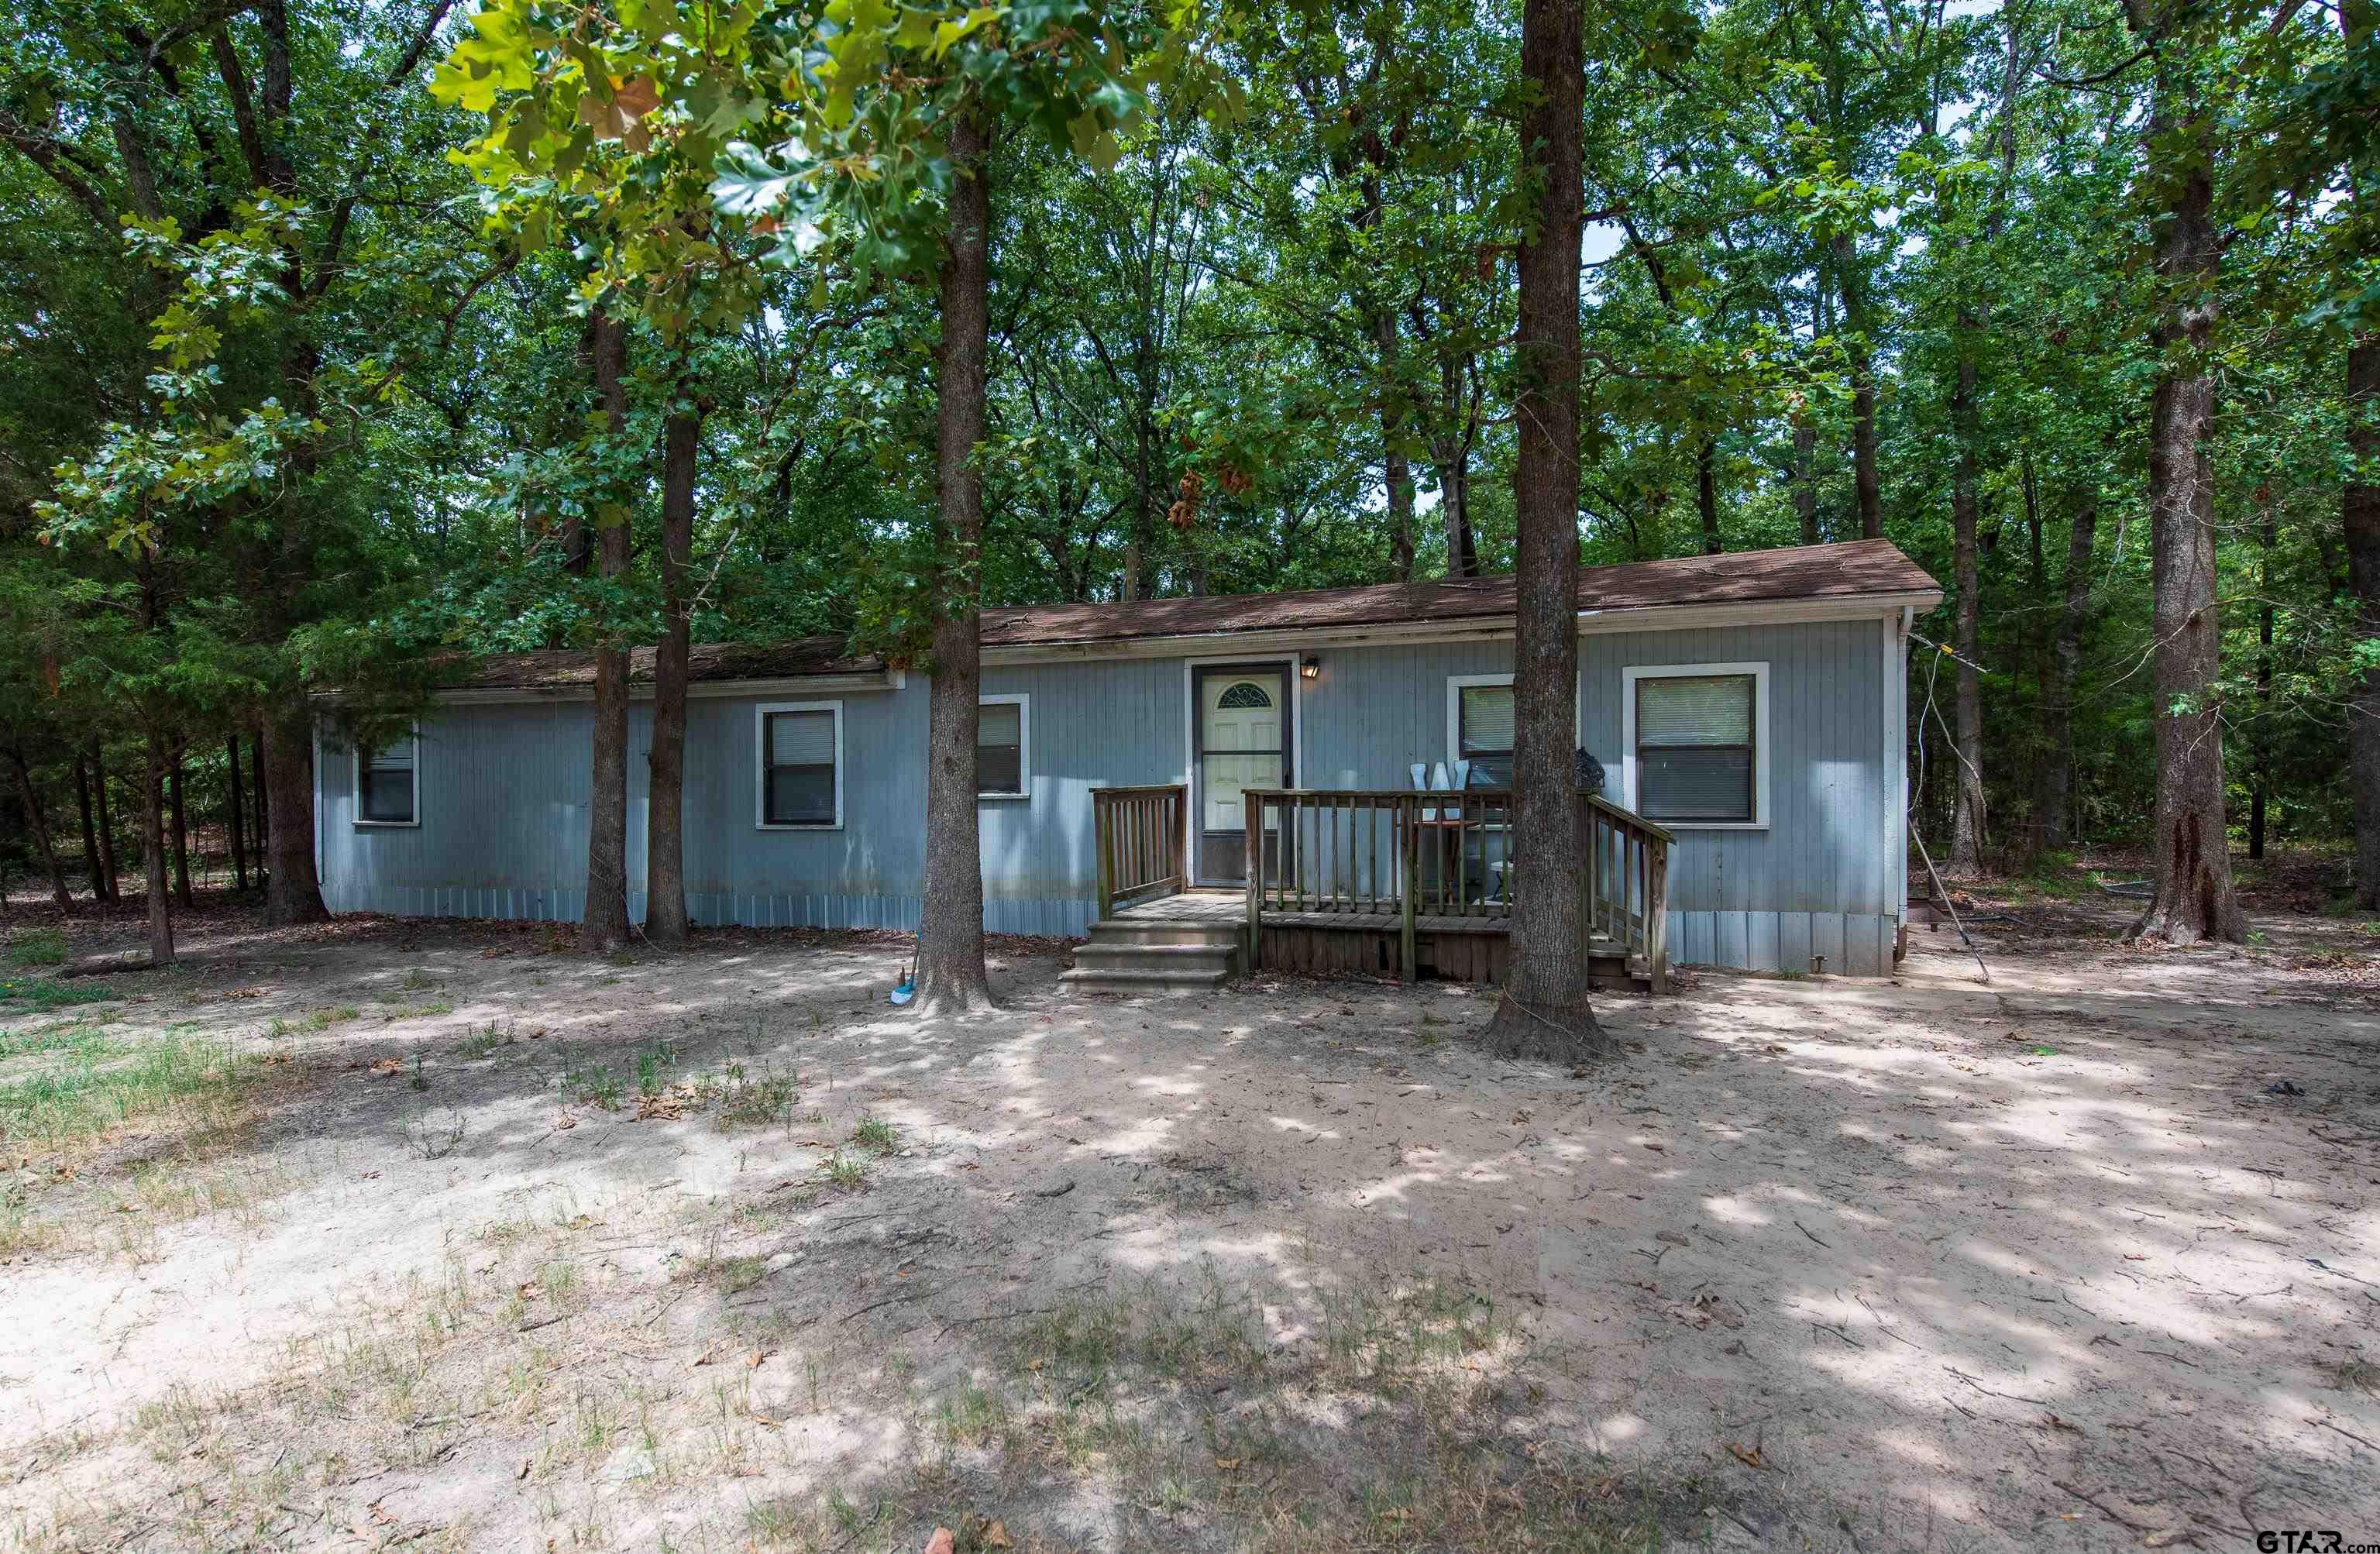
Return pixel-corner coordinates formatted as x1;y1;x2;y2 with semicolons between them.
1058;965;1234;996
1085;919;1243;948
1072;942;1236;972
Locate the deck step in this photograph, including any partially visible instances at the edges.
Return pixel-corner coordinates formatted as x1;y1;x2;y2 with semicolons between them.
1071;943;1236;971
1086;919;1243;947
1058;965;1234;995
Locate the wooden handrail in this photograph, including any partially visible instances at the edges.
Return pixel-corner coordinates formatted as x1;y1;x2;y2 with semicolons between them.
1238;785;1671;991
1092;784;1186;920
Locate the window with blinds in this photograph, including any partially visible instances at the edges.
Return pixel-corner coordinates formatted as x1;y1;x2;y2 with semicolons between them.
1457;682;1515;786
357;735;418;825
762;707;838;826
1635;673;1756;823
978;697;1025;796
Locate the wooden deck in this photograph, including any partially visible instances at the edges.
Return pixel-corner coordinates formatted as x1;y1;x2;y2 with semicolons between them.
1113;889;1527;936
1109;889;1642;988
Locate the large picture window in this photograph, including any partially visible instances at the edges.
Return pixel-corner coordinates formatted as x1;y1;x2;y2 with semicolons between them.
1450;676;1515;787
978;694;1028;798
1622;663;1768;827
354;732;419;827
756;702;842;828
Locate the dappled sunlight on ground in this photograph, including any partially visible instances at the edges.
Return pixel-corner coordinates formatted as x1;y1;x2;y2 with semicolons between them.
0;908;2374;1551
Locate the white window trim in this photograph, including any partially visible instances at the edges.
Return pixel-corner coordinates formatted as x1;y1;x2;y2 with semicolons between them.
351;727;422;829
976;692;1030;800
1620;661;1771;830
1445;673;1514;778
755;700;844;830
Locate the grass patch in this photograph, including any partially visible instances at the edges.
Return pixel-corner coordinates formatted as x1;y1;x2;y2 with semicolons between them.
8;928;67;967
849;1115;898;1153
304;1006;361;1032
453;1021;514;1060
0;976;117;1013
0;1033;262;1149
560;1062;624;1111
716;1062;800;1129
821;1151;869;1188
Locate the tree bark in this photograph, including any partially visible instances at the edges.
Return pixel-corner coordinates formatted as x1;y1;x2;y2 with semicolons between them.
225;733;249;892
1695;437;1723;555
140;731;175;965
1835;232;1883;540
581;307;634;951
1376;309;1415;582
9;748;73;912
645;396;701;948
1483;0;1601;1061
2127;49;2242;944
1793;421;1820;545
913;95;996;1016
2034;495;2096;851
169;743;193;904
249;730;267;888
2251;492;2275;860
91;742;119;900
1949;349;1985;869
74;751;108;900
2347;329;2379;908
261;698;328;923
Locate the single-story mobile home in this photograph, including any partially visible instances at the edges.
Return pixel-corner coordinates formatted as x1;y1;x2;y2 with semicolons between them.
315;538;1941;979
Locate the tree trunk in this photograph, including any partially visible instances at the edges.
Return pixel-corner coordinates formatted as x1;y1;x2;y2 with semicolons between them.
1695;437;1723;555
1793;421;1819;545
580;307;634;951
1376;310;1415;583
1949;349;1985;869
2251;493;2275;860
9;748;73;912
2034;494;2095;851
90;737;118;895
1483;0;1601;1061
914;95;996;1016
1835;232;1882;540
261;699;328;923
169;743;193;904
74;751;107;900
645;397;700;948
249;730;267;889
2127;61;2242;944
225;734;249;892
2347;329;2379;909
140;730;175;965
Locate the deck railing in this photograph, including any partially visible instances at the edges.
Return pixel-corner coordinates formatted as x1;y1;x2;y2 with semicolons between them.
1239;787;1671;989
1092;784;1187;920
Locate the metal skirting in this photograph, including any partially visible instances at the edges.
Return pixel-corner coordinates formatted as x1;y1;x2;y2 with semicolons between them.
322;883;1094;938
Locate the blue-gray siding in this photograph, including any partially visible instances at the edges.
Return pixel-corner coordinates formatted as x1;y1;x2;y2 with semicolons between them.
317;614;1907;971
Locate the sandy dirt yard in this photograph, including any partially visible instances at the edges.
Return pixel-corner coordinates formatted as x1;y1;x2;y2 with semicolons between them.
2;902;2377;1554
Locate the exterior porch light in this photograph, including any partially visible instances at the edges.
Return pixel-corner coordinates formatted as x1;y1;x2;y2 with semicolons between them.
1300;655;1321;680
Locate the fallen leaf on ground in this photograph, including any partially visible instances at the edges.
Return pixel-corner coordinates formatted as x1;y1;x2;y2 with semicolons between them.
921;1530;954;1554
1725;1441;1770;1470
1216;1456;1243;1470
367;1057;403;1077
979;1521;1013;1549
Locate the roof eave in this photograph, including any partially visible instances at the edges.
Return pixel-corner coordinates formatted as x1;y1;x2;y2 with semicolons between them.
979;588;1942;665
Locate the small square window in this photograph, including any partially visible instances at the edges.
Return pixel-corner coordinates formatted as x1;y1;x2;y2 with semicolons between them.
356;734;419;827
1627;667;1765;826
978;696;1027;798
759;704;841;827
1457;682;1515;787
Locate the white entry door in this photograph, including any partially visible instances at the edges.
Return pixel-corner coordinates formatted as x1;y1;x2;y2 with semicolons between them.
1200;669;1287;837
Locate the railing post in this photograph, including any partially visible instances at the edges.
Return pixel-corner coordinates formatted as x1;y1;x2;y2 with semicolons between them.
1171;785;1186;892
1400;796;1419;983
1244;789;1263;970
1094;792;1114;922
1646;834;1670;995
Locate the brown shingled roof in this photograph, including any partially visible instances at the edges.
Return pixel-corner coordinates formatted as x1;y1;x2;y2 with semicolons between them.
981;537;1936;647
454;541;1937;689
459;638;879;691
